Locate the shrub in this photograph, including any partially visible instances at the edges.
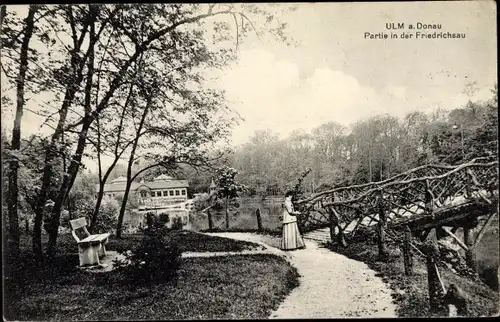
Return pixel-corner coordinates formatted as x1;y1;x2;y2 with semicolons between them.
59;210;73;233
83;197;119;233
212;200;224;211
159;213;170;225
193;194;209;211
122;222;140;234
247;187;257;196
113;217;182;284
144;212;158;229
171;216;184;230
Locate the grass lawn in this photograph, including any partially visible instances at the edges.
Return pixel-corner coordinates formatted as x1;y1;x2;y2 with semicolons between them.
14;229;263;256
326;232;499;318
5;254;299;320
107;229;264;253
4;232;299;320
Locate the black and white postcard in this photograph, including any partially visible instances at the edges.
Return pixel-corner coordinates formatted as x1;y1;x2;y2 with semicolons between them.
1;2;498;320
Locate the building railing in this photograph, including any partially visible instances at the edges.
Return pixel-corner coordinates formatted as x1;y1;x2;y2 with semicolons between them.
138;197;187;207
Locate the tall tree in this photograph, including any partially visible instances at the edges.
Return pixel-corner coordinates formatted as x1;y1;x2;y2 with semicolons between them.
90;84;137;231
214;166;245;230
5;5;37;257
3;3;295;259
0;6;6;29
115;80;153;239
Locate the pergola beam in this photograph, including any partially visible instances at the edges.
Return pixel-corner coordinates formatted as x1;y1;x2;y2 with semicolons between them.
441;226;469;251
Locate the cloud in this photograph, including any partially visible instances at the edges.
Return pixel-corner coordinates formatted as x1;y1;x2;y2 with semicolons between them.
208;48;417;145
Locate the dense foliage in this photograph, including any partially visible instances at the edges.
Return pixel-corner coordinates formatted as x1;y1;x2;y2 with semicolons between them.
220;88;498;195
1;3;293;259
175;87;497;199
113;216;183;284
171;216;184;230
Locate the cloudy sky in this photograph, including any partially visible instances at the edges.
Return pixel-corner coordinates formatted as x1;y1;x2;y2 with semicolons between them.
2;2;497;169
209;1;497;145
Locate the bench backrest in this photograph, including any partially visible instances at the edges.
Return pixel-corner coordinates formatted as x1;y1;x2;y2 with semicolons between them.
69;218;90;242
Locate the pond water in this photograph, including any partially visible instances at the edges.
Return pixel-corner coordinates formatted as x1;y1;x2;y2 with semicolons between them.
121;197;286;233
190;198;284;232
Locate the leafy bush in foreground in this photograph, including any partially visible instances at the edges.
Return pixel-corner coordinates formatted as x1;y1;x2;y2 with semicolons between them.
114;217;182;284
159;213;170;224
171;216;184;230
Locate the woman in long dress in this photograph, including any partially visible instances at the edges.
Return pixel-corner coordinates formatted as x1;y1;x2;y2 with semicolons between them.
280;191;306;250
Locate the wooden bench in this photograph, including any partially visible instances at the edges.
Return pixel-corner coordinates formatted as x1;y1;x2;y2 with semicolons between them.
70;218;110;267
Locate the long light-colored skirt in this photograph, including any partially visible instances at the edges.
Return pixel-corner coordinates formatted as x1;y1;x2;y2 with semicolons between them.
280;222;305;250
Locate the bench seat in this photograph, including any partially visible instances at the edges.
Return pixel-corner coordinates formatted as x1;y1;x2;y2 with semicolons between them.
70;218;111;267
80;233;110;244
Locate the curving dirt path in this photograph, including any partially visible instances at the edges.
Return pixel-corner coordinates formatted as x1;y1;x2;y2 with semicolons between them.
206;232;397;318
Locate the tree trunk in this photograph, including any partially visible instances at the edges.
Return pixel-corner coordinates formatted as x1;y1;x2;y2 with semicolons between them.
403;225;414;275
116;178;133;239
90;181;106;232
90;83;134;232
225;197;229;230
146;212;154;229
377;197;389;259
337;225;348;248
7;5;36;259
45;6;99;259
116;96;150;238
7;162;20;257
0;6;6;28
33;195;45;263
426;255;443;314
256;208;263;231
422;228;446;315
463;227;476;273
377;220;388;259
33;8;93;263
329;212;336;243
65;197;72;220
46;121;91;259
46;226;58;260
327;207;346;247
207;209;213;230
